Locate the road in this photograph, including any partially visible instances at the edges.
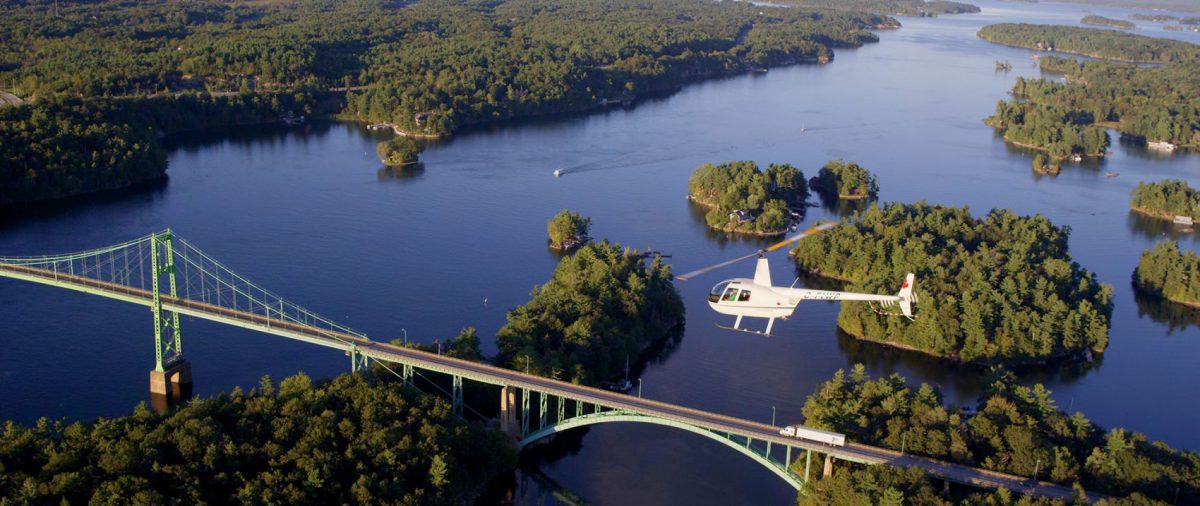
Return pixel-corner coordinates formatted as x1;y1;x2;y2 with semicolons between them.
0;262;1103;502
0;90;23;107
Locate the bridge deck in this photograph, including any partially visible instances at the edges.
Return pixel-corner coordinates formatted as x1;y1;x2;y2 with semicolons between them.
0;263;1100;502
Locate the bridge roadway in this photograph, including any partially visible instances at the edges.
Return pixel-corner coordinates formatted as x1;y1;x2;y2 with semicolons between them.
0;263;1099;502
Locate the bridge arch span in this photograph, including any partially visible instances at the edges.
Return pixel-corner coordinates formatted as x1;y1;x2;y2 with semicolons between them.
517;410;805;490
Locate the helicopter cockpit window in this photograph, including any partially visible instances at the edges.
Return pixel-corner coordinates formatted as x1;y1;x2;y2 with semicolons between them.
722;288;739;301
737;290;751;302
709;281;735;303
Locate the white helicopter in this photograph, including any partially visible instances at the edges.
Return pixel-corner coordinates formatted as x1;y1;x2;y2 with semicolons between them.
676;222;918;335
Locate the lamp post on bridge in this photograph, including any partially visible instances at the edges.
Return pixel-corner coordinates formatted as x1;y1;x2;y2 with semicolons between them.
402;328;407;345
638;378;643;398
771;405;776;427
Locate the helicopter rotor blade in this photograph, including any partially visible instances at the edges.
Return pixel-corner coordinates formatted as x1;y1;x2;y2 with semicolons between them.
763;221;839;253
675;221;839;282
675;251;761;281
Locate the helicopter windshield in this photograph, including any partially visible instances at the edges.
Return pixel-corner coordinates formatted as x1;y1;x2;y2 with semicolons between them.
708;280;737;303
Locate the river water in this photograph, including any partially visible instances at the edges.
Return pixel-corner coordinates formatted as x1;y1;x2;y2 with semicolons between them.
1;1;1198;504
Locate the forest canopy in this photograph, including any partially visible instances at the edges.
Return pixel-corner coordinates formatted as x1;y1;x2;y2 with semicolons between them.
687;160;808;235
1081;15;1136;29
547;209;592;251
800;365;1200;504
986;56;1200;158
1130;179;1200;221
791;202;1113;364
0;0;894;205
1133;240;1200;307
495;241;683;385
768;0;979;16
977;23;1200;63
811;160;879;200
0;372;515;505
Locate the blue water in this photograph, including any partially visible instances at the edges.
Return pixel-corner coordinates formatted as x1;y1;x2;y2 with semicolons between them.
1;1;1198;504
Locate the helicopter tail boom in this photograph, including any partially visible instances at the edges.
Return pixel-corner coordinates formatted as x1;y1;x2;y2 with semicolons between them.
896;273;917;320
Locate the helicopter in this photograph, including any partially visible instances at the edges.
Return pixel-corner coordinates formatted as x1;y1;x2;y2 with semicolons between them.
676;222;918;335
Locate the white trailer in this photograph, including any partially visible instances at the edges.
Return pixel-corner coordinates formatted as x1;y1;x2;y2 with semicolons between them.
779;425;846;446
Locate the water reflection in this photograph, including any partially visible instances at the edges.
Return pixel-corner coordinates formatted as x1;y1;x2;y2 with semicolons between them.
1134;289;1200;335
164;120;336;152
376;162;426;183
1126;210;1198;242
0;178;169;231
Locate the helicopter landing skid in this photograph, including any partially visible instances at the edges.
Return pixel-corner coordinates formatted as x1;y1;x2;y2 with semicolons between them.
714;323;772;336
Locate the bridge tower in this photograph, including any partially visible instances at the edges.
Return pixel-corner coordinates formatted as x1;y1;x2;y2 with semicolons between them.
148;230;191;400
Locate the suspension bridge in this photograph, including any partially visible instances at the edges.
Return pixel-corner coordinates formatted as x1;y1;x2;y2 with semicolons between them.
0;230;1100;501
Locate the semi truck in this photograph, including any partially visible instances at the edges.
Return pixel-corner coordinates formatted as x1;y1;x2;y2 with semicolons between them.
779;425;846;446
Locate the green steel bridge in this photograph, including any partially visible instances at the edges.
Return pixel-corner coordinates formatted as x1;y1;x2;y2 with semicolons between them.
0;231;1102;501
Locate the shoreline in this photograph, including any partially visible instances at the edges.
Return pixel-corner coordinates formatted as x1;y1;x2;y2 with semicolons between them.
799;268;1102;366
687;196;793;237
1131;206;1195;223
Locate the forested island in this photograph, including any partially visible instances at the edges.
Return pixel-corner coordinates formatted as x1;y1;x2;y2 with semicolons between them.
547;209;592;251
987;56;1199;156
0;0;895;206
1081;15;1136;29
768;0;979;17
791;203;1113;364
977;23;1200;63
687;161;807;235
496;241;683;385
1129;13;1179;23
1134;241;1200;308
1131;180;1200;222
798;366;1200;504
0;373;515;504
810;160;879;201
377;136;421;167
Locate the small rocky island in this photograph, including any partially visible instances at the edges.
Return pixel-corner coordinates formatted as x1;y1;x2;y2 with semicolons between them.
547;209;592;251
1134;240;1200;309
810;160;879;201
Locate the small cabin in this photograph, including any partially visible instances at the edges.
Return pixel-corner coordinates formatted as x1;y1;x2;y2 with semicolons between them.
728;210;753;223
1174;215;1194;226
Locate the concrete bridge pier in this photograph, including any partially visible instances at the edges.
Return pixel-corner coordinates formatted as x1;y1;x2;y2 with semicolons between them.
500;386;520;439
823;454;834;478
149;360;192;412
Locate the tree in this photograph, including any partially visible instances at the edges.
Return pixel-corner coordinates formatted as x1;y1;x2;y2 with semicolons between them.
376;136;420;167
547;209;592;250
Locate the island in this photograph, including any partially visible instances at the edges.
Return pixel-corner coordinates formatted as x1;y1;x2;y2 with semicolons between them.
547;209;592;251
1134;241;1200;309
0;372;516;504
1129;13;1179;22
791;202;1113;365
376;136;421;167
977;23;1200;63
0;0;897;206
1131;179;1200;223
768;0;980;17
810;160;880;201
687;161;808;235
496;241;683;385
987;56;1199;157
797;365;1200;504
1081;15;1136;29
1032;153;1061;175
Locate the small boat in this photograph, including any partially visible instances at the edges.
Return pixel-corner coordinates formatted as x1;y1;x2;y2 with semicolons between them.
553;168;564;177
1106;171;1119;178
